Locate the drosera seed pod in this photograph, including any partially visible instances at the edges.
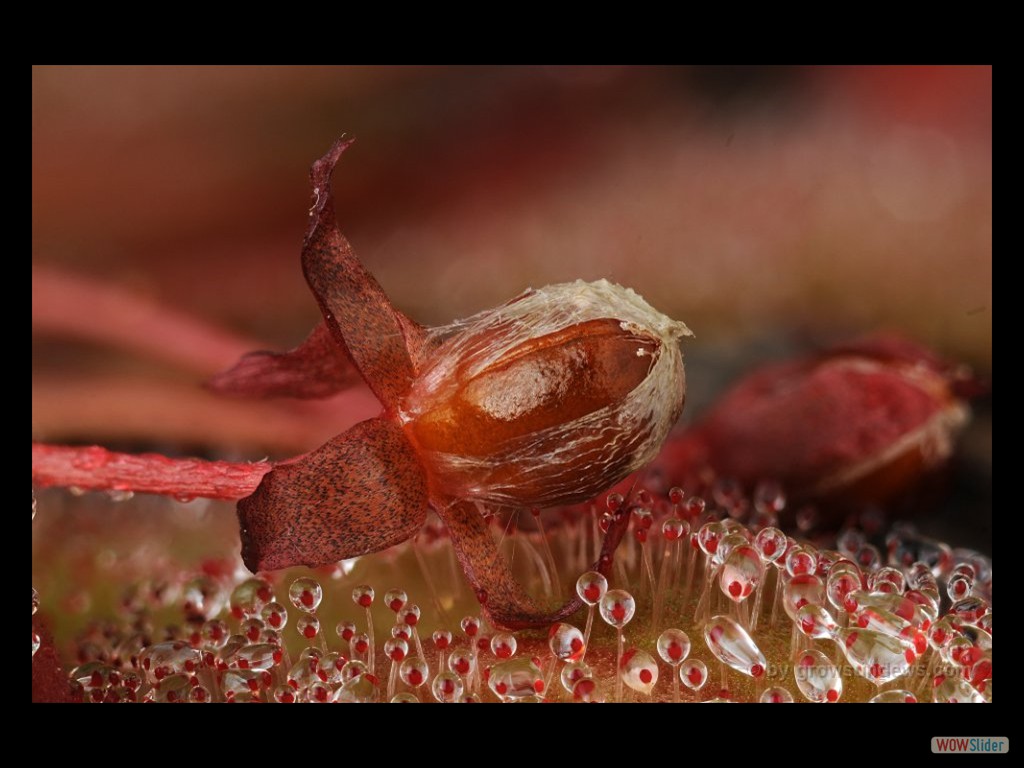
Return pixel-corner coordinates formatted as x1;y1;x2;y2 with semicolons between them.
401;279;692;508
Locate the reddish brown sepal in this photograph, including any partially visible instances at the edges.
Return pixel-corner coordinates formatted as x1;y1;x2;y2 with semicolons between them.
207;322;362;399
301;137;426;414
238;418;428;572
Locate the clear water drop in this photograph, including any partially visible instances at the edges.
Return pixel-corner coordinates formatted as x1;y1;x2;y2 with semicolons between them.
548;622;585;662
795;603;838;640
754;526;787;563
385;637;408;663
656;628;691;666
599;589;636;628
620;648;659;695
432;629;452;651
794;649;842;703
560;660;592;692
572;677;603;702
288;577;322;613
782;574;826;621
680;659;708;691
931;673;986;704
431;671;465;703
385;588;408;613
576;571;608;605
834;627;916;684
760;687;794;703
296;614;321;640
448;650;475;677
229;577;272;619
260;601;288;631
704;615;766;678
352;584;375;608
491;632;517;659
390;692;419;703
488;657;544;701
399;657;428;688
720;544;762;602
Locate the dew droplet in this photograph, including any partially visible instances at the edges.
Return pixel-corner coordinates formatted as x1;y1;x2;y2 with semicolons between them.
754;526;787;563
32;630;40;657
390;692;419;703
352;584;375;608
432;629;452;651
138;640;200;684
385;588;408;613
333;673;378;703
794;649;842;703
826;560;862;613
560;660;592;692
153;673;192;703
656;628;691;666
431;671;465;703
229;577;272;619
869;566;906;595
400;657;428;688
620;648;658;695
240;618;266;644
548;622;586;662
704;615;766;678
599;589;636;628
260;601;288;630
296;614;321;640
385;637;408;663
931;673;986;704
201;619;229;649
448;650;475;677
795;603;838;640
232;642;282;671
576;571;608;605
400;604;421;627
680;659;708;691
782;574;826;621
720;544;762;602
336;620;356;643
572;677;603;702
949;596;989;626
491;632;517;659
760;687;794;703
488;657;544;701
351;632;370;657
288;577;323;613
662;517;688;542
785;545;817;578
460;615;481;637
320;652;346;684
273;683;298;703
834;627;916;684
697;521;725;556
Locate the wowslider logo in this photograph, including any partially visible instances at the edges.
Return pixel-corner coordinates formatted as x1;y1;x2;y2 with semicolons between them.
932;738;1008;754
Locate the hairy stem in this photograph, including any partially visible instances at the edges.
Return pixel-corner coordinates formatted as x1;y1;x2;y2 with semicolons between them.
32;442;272;500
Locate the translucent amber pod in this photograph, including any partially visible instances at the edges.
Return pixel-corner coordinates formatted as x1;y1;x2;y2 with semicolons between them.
401;279;692;507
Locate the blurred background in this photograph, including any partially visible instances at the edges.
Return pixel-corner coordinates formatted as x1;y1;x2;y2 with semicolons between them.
32;67;992;652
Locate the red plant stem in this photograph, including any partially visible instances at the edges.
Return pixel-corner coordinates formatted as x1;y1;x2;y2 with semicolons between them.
32;266;261;375
32;442;272;500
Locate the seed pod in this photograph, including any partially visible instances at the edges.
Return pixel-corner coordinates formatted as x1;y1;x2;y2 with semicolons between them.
402;279;691;507
651;334;972;520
